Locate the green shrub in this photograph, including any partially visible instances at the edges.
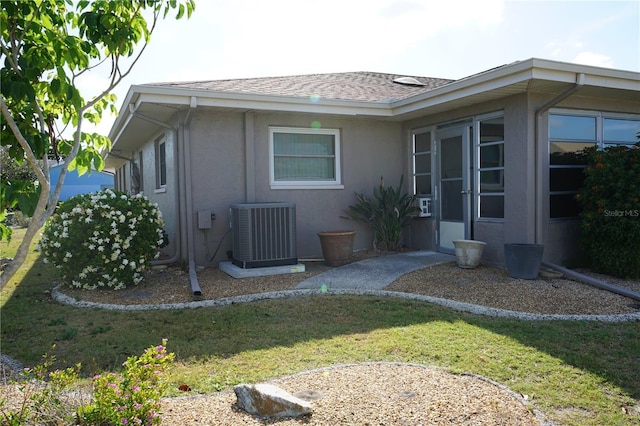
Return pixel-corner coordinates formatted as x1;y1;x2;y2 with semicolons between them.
0;342;175;426
77;340;174;426
0;348;80;425
39;189;165;290
577;144;640;278
345;176;419;251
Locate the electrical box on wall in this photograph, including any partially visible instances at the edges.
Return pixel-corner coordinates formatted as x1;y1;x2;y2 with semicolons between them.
416;197;432;217
197;210;213;229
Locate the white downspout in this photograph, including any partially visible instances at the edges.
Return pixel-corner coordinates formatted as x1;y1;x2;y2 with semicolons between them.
183;97;201;296
533;73;585;246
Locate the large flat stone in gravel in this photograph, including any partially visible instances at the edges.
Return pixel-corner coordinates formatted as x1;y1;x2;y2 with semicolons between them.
295;251;454;290
234;383;313;418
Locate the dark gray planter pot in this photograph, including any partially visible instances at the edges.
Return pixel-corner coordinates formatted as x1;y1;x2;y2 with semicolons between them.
504;243;544;280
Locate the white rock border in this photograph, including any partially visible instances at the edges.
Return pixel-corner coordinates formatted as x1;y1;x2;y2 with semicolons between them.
51;285;640;322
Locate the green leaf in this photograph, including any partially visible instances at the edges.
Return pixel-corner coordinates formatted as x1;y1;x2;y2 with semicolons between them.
0;221;12;242
17;186;41;217
50;78;62;96
10;81;28;101
92;152;105;171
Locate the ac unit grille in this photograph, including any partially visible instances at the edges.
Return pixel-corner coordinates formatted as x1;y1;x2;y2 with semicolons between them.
230;203;297;268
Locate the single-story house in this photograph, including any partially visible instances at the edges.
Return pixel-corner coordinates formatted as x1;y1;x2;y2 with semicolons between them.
106;58;640;272
49;163;114;202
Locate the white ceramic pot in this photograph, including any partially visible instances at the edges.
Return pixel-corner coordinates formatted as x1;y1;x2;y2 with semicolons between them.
452;240;486;269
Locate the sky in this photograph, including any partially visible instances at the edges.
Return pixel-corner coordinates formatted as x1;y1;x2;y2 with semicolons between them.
80;0;640;136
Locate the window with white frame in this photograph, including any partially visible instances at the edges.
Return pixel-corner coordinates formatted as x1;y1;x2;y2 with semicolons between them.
549;110;639;218
269;127;341;188
412;130;432;195
155;136;166;189
477;115;505;219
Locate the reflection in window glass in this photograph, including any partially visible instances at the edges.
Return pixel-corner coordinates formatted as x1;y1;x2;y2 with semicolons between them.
549;142;592;165
604;118;640;144
477;115;504;219
549;111;640;219
549;114;595;218
549;115;596;140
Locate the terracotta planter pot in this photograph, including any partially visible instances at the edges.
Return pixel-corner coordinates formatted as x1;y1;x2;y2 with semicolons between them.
318;231;356;266
452;239;486;269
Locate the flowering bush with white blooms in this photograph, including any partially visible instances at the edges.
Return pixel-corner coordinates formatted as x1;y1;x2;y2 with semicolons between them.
39;189;165;290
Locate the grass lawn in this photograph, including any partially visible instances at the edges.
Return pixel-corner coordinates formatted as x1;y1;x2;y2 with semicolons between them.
1;228;639;425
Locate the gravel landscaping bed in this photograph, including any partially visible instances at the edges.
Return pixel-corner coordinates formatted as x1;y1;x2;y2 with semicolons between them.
160;363;545;425
60;254;640;317
5;252;640;425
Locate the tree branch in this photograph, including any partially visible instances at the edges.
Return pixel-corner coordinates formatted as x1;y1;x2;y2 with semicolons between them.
0;96;49;188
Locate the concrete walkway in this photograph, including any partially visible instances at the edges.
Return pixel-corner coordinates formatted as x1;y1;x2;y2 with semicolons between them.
295;251;455;290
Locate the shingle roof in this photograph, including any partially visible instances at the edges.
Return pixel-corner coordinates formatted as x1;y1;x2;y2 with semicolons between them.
148;72;455;103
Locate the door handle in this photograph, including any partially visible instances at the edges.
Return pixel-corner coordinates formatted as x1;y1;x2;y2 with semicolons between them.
460;190;472;195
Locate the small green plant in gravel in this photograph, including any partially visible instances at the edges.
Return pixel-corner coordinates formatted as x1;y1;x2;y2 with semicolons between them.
0;347;81;425
77;339;175;426
38;189;165;290
0;342;175;426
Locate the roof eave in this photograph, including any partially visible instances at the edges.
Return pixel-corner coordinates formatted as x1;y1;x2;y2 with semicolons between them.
390;58;640;117
108;85;395;147
109;58;640;149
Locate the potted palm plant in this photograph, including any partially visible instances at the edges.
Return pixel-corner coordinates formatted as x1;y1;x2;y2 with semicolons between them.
344;175;419;252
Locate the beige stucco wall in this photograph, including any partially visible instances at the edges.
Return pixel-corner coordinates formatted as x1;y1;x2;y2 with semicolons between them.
133;89;638;268
186;109;405;265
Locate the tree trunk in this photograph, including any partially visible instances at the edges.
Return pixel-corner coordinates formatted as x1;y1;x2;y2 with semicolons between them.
0;193;50;290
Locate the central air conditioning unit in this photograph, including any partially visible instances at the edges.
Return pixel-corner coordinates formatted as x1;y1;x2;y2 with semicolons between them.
229;202;297;268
